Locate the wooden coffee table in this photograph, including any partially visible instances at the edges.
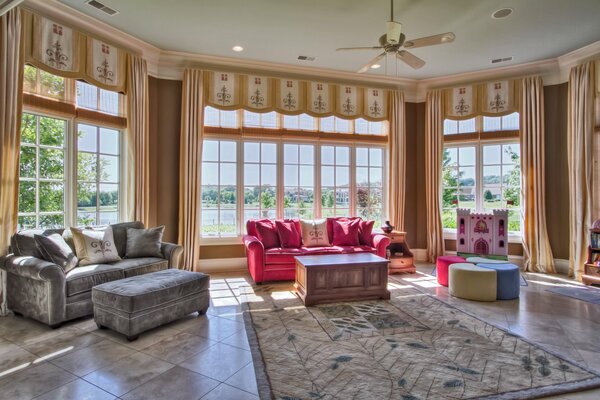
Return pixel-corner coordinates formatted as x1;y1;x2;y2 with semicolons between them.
294;253;390;306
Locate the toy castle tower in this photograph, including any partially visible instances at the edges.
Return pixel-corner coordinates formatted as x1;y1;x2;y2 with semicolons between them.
456;209;508;256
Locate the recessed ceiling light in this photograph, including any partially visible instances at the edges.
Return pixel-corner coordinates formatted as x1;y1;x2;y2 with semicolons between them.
232;45;244;52
370;64;381;69
492;8;513;19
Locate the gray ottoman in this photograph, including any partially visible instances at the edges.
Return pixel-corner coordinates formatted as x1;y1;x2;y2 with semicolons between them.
92;269;210;341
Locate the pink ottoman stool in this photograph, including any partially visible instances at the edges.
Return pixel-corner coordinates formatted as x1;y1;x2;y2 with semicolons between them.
436;255;466;286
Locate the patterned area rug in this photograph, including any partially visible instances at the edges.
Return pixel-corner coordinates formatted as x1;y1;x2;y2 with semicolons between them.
547;285;600;305
242;283;600;400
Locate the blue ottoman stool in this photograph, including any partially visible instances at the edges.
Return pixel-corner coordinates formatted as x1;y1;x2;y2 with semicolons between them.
477;263;520;300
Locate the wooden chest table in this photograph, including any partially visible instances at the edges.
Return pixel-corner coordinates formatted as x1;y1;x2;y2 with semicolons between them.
294;253;390;306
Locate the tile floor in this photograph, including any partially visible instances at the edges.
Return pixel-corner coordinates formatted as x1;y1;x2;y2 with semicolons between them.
0;264;600;399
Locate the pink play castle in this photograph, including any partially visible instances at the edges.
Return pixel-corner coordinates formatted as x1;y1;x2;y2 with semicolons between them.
456;209;508;256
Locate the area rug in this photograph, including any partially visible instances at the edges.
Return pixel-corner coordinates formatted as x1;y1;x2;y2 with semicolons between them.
242;283;600;400
430;267;528;286
546;285;600;305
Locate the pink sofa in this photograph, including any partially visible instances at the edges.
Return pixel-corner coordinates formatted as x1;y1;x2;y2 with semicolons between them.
243;218;390;283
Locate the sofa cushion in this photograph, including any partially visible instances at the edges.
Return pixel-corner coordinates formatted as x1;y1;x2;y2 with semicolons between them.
326;217;360;244
265;246;339;264
332;218;361;246
34;233;78;273
358;220;375;246
275;220;302;248
254;219;280;249
66;264;124;296
125;226;165;258
10;229;64;258
331;245;375;254
110;221;145;258
71;227;121;266
110;257;168;277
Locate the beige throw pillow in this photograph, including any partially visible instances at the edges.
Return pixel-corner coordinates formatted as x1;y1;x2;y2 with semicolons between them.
299;219;330;247
71;226;121;266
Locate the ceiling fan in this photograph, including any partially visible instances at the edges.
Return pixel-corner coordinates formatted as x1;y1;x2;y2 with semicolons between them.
336;0;456;73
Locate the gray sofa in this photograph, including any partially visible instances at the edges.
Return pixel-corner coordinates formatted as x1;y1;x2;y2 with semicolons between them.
0;222;183;327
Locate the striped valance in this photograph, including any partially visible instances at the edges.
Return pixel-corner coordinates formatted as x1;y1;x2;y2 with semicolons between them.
206;71;389;121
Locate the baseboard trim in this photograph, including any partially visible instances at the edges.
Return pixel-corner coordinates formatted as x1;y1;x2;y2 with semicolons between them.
554;259;569;275
198;257;247;273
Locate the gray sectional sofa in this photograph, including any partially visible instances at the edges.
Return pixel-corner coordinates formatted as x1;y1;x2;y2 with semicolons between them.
0;222;183;327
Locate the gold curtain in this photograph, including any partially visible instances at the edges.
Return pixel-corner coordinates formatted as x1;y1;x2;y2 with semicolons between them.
125;54;150;225
178;69;205;271
568;61;596;280
0;8;24;315
425;90;445;262
520;76;555;273
387;91;406;231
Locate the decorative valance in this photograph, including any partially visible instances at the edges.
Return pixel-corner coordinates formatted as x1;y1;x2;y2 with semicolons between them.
206;71;389;121
22;10;128;93
444;79;521;120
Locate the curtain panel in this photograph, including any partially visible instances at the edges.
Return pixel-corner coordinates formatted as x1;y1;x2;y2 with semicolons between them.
205;71;389;121
126;54;150;226
178;69;205;271
425;90;445;262
0;8;24;315
387;91;406;231
520;76;555;273
443;79;521;120
22;9;127;93
568;61;596;281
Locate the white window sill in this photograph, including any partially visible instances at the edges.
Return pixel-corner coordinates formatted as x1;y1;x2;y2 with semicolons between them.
199;236;244;246
443;230;522;244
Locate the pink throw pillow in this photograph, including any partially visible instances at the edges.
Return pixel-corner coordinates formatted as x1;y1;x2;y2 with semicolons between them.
275;220;302;248
358;220;375;246
255;219;280;249
326;217;360;244
332;219;361;246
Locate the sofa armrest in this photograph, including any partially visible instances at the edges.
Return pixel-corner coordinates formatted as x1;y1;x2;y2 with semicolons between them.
243;235;265;283
161;242;183;269
1;255;65;282
372;234;391;258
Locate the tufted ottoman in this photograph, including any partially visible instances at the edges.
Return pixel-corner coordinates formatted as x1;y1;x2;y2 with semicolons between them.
449;263;497;302
92;269;210;341
436;255;466;286
477;263;520;300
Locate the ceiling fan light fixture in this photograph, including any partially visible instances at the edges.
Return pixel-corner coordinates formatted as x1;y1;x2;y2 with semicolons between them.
232;45;244;52
370;64;381;69
385;21;402;44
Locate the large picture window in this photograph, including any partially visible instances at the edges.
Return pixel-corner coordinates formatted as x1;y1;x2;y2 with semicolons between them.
356;147;384;221
321;145;350;217
18;113;67;229
284;144;315;219
244;142;278;220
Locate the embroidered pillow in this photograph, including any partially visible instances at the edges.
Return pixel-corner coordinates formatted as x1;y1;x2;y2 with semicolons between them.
358;220;375;246
71;226;121;266
254;219;280;249
332;218;361;246
34;233;79;273
275;220;302;248
125;226;165;258
299;219;330;247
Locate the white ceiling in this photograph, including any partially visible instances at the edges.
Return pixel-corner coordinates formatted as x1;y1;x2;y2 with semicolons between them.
58;0;600;79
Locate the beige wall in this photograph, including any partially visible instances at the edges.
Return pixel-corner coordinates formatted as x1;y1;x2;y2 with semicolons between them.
147;78;570;261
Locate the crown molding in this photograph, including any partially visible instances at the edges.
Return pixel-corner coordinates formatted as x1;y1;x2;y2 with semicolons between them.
22;1;600;103
22;0;162;75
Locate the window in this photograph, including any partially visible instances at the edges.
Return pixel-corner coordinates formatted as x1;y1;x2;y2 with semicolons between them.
76;81;120;115
321;145;350;217
356;147;384;221
243;111;277;128
23;65;66;100
282;114;315;130
483;112;519;132
244;142;278;220
76;124;121;226
444;114;519;135
442;143;522;234
320;116;351;133
18;113;67;229
482;143;521;232
444;118;476;135
204;106;237;128
201;140;237;237
284;144;315;219
355;118;385;135
442;146;476;229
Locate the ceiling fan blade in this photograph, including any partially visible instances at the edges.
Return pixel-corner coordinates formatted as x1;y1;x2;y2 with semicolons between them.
336;46;383;51
403;32;455;49
396;50;425;69
357;52;386;73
